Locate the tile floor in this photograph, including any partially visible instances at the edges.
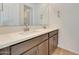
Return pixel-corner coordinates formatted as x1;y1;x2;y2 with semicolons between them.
52;47;77;55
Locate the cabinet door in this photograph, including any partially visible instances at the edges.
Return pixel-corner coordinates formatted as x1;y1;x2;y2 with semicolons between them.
23;47;38;55
53;34;58;49
49;34;58;55
37;40;48;55
0;47;10;55
49;36;54;55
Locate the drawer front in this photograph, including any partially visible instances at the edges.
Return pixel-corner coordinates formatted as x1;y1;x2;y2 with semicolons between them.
0;47;10;55
49;30;58;38
11;34;48;55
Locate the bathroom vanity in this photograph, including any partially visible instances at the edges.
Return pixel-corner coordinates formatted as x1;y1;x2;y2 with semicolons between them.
0;28;58;55
0;3;58;55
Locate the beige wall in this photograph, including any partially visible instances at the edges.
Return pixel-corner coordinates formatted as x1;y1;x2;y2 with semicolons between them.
49;3;79;54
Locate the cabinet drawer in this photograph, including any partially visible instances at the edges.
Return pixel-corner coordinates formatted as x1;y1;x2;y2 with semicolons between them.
49;30;58;38
11;34;48;55
0;47;10;55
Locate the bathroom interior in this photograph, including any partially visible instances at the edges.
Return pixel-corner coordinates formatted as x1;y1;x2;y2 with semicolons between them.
0;3;79;55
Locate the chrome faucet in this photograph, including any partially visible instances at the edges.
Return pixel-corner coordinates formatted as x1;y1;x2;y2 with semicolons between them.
23;5;31;32
24;25;29;32
24;21;29;32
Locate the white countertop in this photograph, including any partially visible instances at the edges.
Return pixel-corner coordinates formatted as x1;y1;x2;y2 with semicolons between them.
0;27;58;49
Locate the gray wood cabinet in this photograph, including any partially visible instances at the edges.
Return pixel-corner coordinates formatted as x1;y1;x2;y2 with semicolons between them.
0;29;58;55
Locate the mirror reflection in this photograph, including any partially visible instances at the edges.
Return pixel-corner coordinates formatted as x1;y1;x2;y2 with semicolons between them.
0;3;49;27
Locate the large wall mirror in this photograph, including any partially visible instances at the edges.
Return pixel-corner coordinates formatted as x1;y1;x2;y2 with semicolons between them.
0;3;49;27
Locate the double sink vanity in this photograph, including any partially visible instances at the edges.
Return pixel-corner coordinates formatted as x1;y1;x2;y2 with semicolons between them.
0;3;59;55
0;28;58;55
